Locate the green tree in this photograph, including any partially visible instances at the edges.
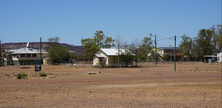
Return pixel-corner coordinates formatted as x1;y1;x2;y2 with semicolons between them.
81;30;115;59
45;36;60;51
48;45;70;63
178;34;192;61
138;36;153;61
215;24;222;52
119;49;134;67
191;29;214;61
23;59;28;65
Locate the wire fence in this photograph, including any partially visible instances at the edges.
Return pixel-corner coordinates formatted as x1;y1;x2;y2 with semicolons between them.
61;63;93;68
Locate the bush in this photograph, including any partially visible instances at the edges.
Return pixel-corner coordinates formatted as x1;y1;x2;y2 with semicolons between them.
16;72;28;79
104;64;109;68
40;73;47;77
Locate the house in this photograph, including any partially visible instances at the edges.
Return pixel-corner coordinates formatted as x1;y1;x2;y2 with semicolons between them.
203;52;222;63
4;47;48;65
149;47;181;61
217;52;222;62
93;48;134;66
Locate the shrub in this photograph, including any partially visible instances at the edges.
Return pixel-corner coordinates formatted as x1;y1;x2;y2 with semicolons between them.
23;59;28;65
16;72;28;79
40;73;47;77
104;64;109;68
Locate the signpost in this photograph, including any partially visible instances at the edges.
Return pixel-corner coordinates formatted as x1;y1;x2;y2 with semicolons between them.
35;62;41;76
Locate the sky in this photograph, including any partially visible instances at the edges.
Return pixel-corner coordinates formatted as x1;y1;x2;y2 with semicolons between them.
0;0;221;47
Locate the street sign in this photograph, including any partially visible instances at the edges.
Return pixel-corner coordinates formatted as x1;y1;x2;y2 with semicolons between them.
35;64;41;72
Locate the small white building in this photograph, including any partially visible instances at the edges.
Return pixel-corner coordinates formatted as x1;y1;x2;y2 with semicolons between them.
203;52;222;63
93;48;134;66
217;52;222;63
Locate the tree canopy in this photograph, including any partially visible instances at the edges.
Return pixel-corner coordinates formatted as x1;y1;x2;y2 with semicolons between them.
119;49;134;67
81;30;115;59
46;37;70;64
178;34;192;60
138;36;153;60
45;36;60;51
48;45;70;63
179;24;222;61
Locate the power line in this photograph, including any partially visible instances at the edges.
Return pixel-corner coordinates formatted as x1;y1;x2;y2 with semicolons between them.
157;36;174;41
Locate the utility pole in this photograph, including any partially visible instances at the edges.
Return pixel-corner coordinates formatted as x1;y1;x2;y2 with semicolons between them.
118;44;119;67
0;40;2;66
40;37;42;64
174;35;176;71
155;35;157;66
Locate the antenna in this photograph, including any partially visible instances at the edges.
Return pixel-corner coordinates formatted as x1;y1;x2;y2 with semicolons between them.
26;42;29;47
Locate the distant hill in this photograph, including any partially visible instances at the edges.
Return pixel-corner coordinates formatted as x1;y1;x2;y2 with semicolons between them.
1;42;85;55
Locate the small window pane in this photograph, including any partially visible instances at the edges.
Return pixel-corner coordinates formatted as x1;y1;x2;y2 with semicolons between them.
20;54;25;57
32;54;37;57
26;54;31;57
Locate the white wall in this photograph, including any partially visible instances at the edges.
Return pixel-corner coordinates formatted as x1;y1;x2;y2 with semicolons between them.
94;50;108;65
217;53;222;62
93;57;99;65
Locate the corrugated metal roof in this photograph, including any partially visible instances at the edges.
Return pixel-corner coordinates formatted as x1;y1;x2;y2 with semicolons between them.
95;54;104;58
100;48;133;56
11;47;47;54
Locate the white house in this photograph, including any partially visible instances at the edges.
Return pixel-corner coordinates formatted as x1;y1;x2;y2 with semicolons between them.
204;52;222;63
93;48;134;66
217;52;222;63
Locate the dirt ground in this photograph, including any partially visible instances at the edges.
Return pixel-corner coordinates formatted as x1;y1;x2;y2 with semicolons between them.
0;62;221;108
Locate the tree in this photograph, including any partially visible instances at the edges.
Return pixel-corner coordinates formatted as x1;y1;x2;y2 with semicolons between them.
138;36;153;61
119;49;134;67
115;31;127;66
46;37;70;64
214;24;222;52
48;45;70;63
191;29;214;61
178;34;192;61
81;30;115;60
45;36;60;51
129;38;140;66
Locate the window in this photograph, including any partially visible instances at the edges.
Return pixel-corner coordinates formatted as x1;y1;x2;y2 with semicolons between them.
26;54;31;57
32;54;37;57
112;57;116;63
20;54;25;57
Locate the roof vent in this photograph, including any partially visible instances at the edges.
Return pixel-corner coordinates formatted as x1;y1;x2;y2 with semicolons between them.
26;42;29;47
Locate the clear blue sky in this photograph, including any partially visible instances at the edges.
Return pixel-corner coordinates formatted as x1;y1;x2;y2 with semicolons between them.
0;0;221;47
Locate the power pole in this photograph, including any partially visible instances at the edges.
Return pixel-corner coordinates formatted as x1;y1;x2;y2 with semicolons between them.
0;40;2;66
155;35;157;66
40;37;42;64
118;44;119;67
174;35;176;71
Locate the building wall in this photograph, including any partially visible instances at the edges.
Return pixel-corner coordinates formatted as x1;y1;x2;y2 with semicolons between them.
149;48;164;56
108;56;117;65
43;58;52;65
217;53;222;62
94;50;108;65
93;57;99;65
10;53;48;65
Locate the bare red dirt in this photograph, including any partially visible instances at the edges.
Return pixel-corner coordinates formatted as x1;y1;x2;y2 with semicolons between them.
0;63;221;107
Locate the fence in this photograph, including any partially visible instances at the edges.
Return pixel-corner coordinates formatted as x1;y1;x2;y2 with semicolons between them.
61;63;93;68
